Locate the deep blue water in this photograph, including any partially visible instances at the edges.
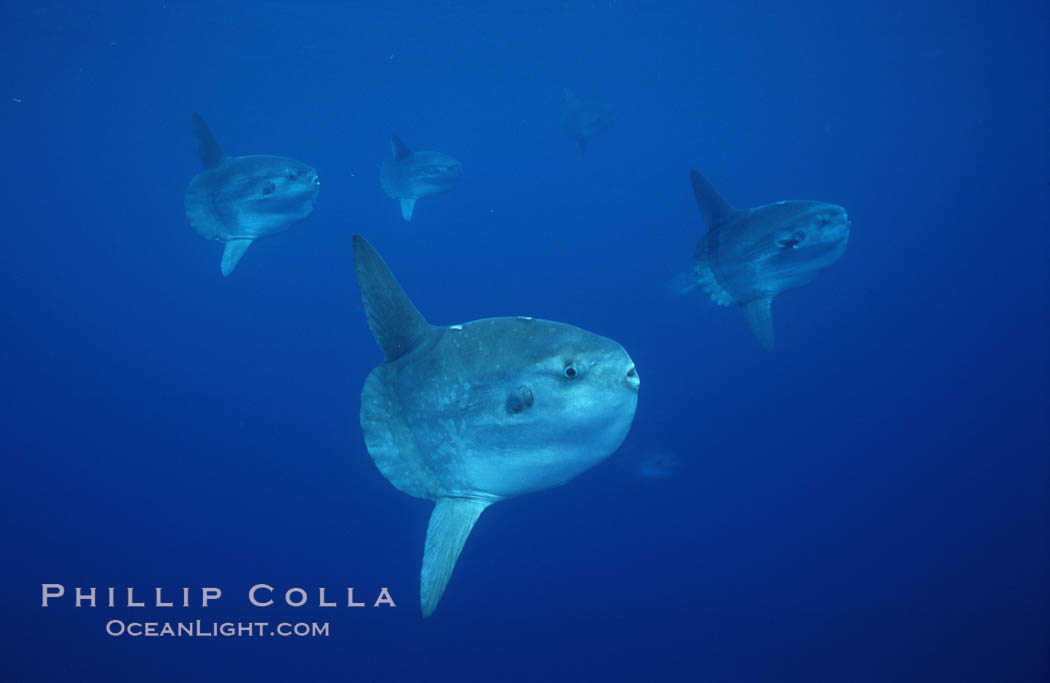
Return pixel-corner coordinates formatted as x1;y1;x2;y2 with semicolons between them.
2;1;1048;681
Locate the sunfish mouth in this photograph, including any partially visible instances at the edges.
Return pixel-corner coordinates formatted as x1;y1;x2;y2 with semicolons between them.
827;210;850;233
624;364;640;391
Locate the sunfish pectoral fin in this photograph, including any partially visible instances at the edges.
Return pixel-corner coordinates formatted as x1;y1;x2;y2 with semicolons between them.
420;497;490;618
220;238;253;277
742;298;775;351
191;113;226;170
399;198;416;221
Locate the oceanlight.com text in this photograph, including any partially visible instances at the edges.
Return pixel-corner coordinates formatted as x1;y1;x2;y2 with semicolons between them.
105;620;330;638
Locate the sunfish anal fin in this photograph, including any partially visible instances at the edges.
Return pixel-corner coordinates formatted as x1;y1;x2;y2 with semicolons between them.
399;198;416;221
220;238;252;277
421;497;490;618
742;298;775;351
352;235;432;360
192;114;226;170
396;196;413;220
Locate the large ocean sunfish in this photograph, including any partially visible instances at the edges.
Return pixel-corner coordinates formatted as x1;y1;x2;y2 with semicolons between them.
690;170;850;350
352;235;639;617
379;136;462;222
184;114;320;276
561;88;613;153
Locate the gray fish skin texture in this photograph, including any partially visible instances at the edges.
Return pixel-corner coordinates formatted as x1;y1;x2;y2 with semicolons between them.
184;115;319;275
379;136;462;221
690;170;850;350
352;235;638;617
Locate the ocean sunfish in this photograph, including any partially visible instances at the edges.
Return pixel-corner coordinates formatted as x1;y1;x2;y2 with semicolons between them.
184;114;319;276
379;136;462;221
352;235;639;617
637;451;679;479
690;170;850;350
562;88;613;153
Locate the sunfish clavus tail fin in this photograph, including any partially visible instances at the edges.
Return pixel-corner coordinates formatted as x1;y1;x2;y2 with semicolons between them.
742;298;775;351
220;238;252;276
667;271;699;296
352;235;432;361
689;169;736;228
421;497;490;618
191;114;226;170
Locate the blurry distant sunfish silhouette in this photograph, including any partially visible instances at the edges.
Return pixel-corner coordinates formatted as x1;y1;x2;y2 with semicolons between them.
637;451;679;479
562;88;613;153
379;136;462;221
689;170;850;350
352;235;639;617
184;114;319;276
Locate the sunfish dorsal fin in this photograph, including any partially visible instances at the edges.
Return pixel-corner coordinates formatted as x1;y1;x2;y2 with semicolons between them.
391;136;412;160
220;238;252;277
742;298;775;351
399;198;416;221
191;114;226;170
352;235;431;361
689;169;736;228
421;498;490;618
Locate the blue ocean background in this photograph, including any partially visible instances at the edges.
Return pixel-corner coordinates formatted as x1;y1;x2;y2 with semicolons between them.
2;1;1047;681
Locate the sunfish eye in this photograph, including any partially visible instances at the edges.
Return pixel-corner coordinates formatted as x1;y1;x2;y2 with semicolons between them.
262;182;276;195
286;169;298;180
563;363;578;379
